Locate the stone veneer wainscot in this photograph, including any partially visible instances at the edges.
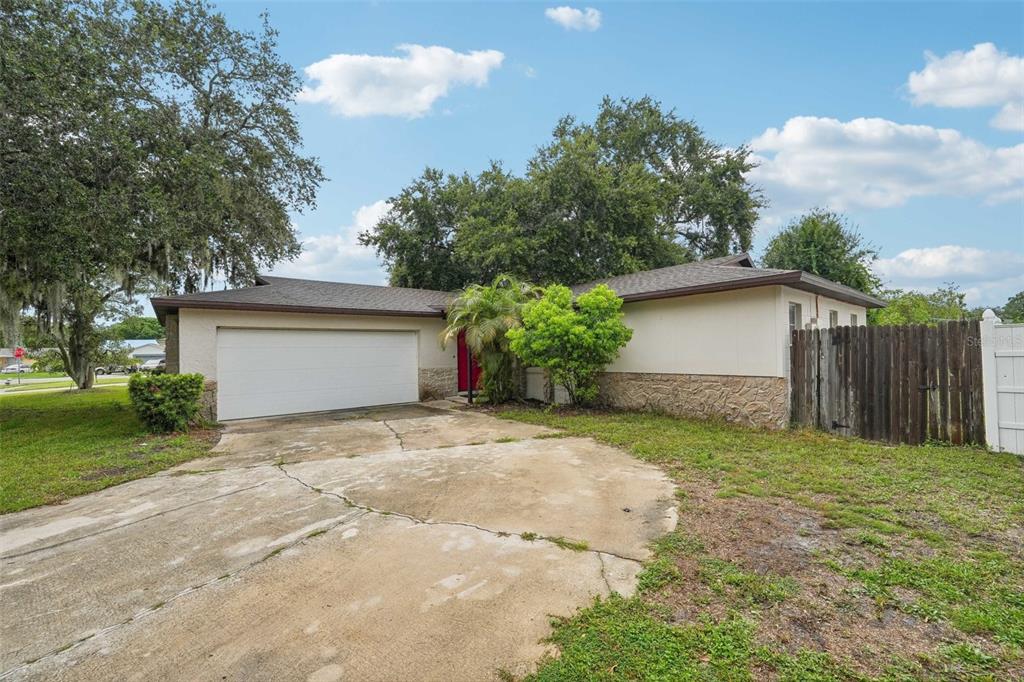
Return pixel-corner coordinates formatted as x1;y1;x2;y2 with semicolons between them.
598;372;789;429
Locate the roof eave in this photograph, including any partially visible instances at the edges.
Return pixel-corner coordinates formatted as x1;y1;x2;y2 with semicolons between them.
614;271;885;308
150;298;446;323
793;273;887;308
616;271;804;303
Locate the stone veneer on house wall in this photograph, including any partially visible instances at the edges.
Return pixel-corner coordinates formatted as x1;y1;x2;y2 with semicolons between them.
598;372;789;429
198;380;217;423
418;367;457;400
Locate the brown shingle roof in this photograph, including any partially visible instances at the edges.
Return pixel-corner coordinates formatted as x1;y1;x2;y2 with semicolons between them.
152;253;884;320
571;256;885;308
151;276;452;320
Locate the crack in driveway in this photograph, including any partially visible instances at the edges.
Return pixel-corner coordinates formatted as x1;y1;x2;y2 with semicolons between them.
0;507;369;680
380;419;407;450
274;463;644;565
0;482;271;561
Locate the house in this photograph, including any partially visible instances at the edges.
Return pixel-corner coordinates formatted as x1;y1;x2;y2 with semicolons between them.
150;254;884;426
0;348;18;370
124;340;166;363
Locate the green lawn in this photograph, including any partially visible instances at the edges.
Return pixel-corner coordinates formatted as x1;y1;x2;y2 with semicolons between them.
499;408;1024;681
1;376;127;393
2;370;71;379
0;387;215;513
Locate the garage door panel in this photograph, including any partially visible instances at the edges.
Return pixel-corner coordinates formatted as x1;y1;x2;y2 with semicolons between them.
216;329;419;420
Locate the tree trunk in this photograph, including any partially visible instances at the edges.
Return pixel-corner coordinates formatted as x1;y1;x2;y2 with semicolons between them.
60;310;96;390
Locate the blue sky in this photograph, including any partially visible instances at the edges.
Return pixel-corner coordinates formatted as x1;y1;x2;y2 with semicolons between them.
214;0;1023;308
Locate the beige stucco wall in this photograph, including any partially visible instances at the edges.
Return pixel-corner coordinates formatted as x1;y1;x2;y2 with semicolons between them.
608;285;867;380
610;287;785;378
176;308;457;380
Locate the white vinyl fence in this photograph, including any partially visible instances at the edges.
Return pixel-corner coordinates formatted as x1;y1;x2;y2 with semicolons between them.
981;310;1024;455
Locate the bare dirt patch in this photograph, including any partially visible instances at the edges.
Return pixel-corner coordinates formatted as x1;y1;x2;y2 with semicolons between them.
658;481;971;678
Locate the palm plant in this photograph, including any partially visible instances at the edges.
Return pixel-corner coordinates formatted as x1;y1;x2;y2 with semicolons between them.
442;274;539;403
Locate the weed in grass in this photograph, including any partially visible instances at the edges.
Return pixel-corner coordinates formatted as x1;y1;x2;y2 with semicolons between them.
938;642;1000;671
637;558;683;594
651;529;705;557
698;558;799;604
755;647;861;681
852;531;889;549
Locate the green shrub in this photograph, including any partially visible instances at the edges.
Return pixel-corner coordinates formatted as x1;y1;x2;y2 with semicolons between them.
508;284;632;405
128;373;204;432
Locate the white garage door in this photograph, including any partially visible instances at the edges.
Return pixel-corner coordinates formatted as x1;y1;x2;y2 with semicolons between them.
216;328;419;420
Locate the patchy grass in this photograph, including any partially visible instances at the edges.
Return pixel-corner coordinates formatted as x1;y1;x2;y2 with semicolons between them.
529;595;757;682
698;558;800;605
500;407;1024;680
0;387;216;513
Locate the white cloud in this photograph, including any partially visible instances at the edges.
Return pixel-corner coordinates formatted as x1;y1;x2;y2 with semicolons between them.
297;45;504;118
545;6;602;31
991;101;1024;132
748;116;1024;213
271;200;391;284
875;245;1024;281
873;245;1024;306
907;43;1024;130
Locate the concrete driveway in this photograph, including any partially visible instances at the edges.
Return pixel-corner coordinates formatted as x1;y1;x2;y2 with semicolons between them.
1;402;676;681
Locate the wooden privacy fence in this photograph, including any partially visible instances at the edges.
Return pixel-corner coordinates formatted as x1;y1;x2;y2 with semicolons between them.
790;321;985;445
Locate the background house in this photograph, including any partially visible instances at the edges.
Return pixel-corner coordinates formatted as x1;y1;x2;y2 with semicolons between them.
124;340;166;363
152;255;883;425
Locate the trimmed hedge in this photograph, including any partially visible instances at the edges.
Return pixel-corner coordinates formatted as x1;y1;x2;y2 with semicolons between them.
128;373;204;432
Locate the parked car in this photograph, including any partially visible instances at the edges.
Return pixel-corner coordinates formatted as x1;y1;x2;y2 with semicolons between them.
139;358;166;373
1;365;31;374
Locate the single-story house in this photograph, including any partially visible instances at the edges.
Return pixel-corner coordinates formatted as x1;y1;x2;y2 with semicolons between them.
151;254;884;426
125;340;166;363
0;348;19;369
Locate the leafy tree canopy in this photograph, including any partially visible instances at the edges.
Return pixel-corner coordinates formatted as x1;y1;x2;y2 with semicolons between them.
361;96;764;290
1;0;323;387
871;285;968;326
508;284;633;405
761;209;880;294
1001;291;1024;323
107;316;165;341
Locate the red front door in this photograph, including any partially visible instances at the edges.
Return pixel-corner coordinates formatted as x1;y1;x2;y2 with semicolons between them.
457;331;482;392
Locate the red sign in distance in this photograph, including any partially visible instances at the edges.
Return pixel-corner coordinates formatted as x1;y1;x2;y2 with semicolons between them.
14;347;24;359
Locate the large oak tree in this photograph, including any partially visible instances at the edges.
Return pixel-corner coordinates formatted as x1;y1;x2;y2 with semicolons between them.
1;0;323;387
361;96;764;290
